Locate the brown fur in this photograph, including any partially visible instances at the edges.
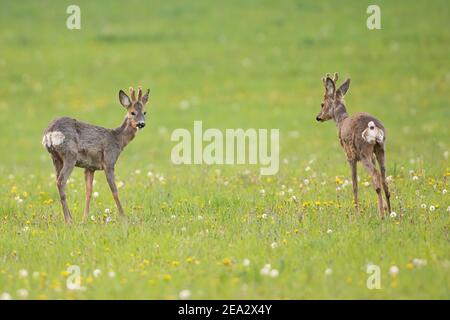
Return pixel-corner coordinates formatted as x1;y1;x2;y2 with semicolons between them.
43;87;150;223
316;73;391;217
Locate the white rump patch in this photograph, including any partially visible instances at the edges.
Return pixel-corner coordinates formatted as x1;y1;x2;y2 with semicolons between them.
42;131;65;147
362;121;384;144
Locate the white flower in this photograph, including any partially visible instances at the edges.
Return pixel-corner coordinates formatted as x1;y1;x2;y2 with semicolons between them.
269;269;279;278
388;265;399;277
287;188;293;194
412;258;427;268
17;289;28;298
324;268;333;276
117;181;124;188
135;169;141;174
197;215;203;220
303;179;309;185
93;269;102;277
108;271;116;278
171;215;176;219
260;265;271;276
420;203;427;209
305;166;311;172
90;215;95;221
1;292;12;300
259;189;265;196
386;175;393;182
271;242;278;249
390;212;397;218
179;289;191;299
326;229;333;234
243;259;250;267
442;189;447;194
447;206;450;212
261;213;268;219
22;226;29;232
291;195;297;201
93;192;99;198
104;208;111;214
336;187;341;192
105;216;112;223
278;191;285;196
18;269;28;278
363;181;370;187
147;171;153;177
429;205;436;212
412;175;419;181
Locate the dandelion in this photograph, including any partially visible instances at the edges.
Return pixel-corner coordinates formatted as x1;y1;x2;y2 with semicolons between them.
363;181;370;187
104;208;111;214
259;189;265;196
390;212;397;218
388;265;399;277
326;229;333;234
17;289;28;298
412;258;427;268
222;258;232;266
90;215;95;221
163;274;172;281
269;269;279;278
324;268;333;276
260;265;271;276
412;175;419;181
243;259;250;267
93;269;102;278
271;242;278;249
303;179;309;185
429;205;436;212
420;203;427;209
93;192;99;198
117;181;124;188
147;171;153;177
18;269;28;278
261;213;268;219
1;292;12;300
179;289;191;299
108;271;116;278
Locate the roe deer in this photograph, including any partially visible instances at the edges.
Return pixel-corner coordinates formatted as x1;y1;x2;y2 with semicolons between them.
42;86;150;223
316;73;391;217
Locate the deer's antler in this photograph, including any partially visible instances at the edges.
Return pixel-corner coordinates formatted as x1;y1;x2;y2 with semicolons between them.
129;87;137;102
137;86;143;101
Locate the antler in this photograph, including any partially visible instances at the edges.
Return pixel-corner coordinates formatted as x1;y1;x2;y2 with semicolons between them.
322;72;339;85
129;87;137;102
333;72;339;83
137;86;143;101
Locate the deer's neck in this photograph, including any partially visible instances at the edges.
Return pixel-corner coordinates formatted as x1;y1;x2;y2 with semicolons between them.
333;102;348;129
115;116;137;150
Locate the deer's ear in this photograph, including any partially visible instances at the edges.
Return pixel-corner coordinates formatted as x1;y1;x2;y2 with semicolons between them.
325;77;335;96
119;90;131;108
141;89;150;104
336;78;350;98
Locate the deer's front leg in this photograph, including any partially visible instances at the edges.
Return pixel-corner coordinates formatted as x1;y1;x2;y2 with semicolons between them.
83;169;95;221
57;158;76;224
104;166;125;217
348;159;359;211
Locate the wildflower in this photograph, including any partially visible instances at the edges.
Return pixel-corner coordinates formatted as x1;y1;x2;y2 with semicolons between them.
324;268;333;276
259;189;265;196
271;242;278;249
279;191;285;196
326;229;333;234
108;271;116;278
147;171;153;177
260;265;271;276
179;289;191;299
429;205;435;212
389;265;399;277
442;189;447;195
305;166;311;172
93;269;102;278
243;259;250;267
17;289;28;298
163;274;172;281
363;181;370;187
90;215;95;221
269;269;279;278
104;208;111;214
105;216;112;223
303;179;309;185
420;203;427;209
93;192;99;198
1;292;12;300
386;175;393;182
197;215;203;221
261;213;268;219
412;175;419;181
18;269;28;278
447;206;450;212
390;212;397;218
222;258;232;266
135;169;141;174
412;258;427;268
117;181;124;188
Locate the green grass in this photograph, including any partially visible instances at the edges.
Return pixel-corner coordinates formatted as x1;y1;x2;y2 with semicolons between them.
0;0;449;299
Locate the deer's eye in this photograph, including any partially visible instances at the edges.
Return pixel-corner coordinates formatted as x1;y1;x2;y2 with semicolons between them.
131;111;136;116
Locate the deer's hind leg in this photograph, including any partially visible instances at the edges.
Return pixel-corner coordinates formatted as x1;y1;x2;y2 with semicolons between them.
361;155;385;218
83;169;95;221
56;155;76;224
348;159;359;211
374;144;391;214
51;152;63;180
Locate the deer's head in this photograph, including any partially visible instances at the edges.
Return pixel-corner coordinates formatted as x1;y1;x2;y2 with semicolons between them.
316;72;350;122
119;86;150;129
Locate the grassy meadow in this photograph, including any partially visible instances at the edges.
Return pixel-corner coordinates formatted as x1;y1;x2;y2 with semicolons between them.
0;0;449;299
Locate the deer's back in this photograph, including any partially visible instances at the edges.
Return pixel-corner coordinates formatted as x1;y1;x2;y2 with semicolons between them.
339;112;386;161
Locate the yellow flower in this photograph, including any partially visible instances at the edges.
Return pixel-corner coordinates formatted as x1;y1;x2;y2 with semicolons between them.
406;263;414;270
11;186;17;194
186;256;194;263
171;260;180;267
85;276;94;284
222;258;232;266
61;270;70;278
163;274;172;281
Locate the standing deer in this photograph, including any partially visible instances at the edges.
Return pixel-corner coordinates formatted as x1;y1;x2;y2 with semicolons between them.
42;86;150;223
316;73;391;217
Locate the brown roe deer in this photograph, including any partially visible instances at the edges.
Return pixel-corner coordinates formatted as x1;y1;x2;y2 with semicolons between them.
42;87;150;223
316;73;391;217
